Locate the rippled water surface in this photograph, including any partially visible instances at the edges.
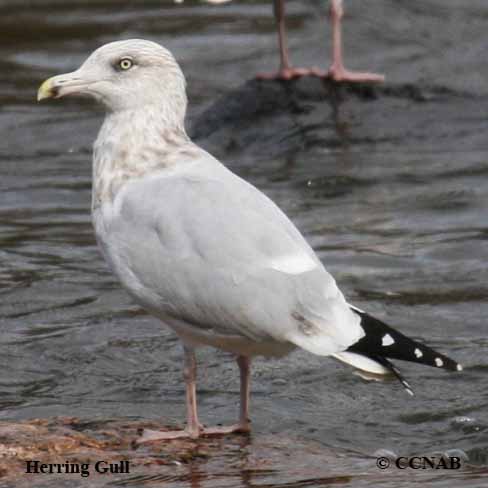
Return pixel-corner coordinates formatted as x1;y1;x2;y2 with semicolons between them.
1;1;487;486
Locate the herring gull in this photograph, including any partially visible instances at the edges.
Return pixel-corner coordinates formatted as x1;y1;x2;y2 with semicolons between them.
38;39;461;441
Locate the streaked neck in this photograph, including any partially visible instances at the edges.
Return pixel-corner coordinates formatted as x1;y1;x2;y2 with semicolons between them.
92;106;195;208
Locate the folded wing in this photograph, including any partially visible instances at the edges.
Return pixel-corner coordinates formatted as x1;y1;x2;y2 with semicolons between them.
105;156;364;355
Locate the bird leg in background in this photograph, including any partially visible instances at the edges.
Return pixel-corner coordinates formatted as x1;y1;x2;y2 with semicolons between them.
327;0;384;82
137;351;251;443
257;0;324;80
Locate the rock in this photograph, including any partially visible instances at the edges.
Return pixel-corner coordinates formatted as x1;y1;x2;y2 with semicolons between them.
0;416;371;486
190;78;485;161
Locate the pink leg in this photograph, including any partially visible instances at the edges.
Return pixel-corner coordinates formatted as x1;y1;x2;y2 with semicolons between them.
327;0;384;82
203;355;251;435
137;346;201;443
238;355;251;428
183;346;201;436
137;352;251;444
257;0;325;80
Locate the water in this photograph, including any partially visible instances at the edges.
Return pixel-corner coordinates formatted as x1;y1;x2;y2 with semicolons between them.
1;1;487;486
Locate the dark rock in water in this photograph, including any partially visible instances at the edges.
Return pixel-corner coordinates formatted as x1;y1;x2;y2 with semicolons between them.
190;78;484;161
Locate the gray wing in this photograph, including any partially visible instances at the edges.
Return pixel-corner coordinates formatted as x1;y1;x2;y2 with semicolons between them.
105;157;364;356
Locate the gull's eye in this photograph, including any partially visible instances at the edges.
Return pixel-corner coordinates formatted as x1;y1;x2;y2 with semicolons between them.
118;58;133;71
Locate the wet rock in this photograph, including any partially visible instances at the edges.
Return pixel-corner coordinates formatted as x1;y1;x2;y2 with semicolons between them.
0;416;427;487
190;78;486;161
373;448;397;460
444;448;469;462
271;378;287;386
0;417;367;487
4;416;486;488
451;416;483;433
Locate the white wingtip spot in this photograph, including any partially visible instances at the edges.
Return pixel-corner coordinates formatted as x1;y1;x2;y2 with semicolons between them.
382;334;395;346
457;364;463;372
414;348;423;358
406;388;415;396
435;357;444;367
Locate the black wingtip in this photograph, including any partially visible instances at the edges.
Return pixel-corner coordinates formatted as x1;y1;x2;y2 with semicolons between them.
348;309;463;373
371;355;415;396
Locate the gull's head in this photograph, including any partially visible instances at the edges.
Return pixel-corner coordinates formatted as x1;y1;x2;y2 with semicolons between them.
38;39;187;117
